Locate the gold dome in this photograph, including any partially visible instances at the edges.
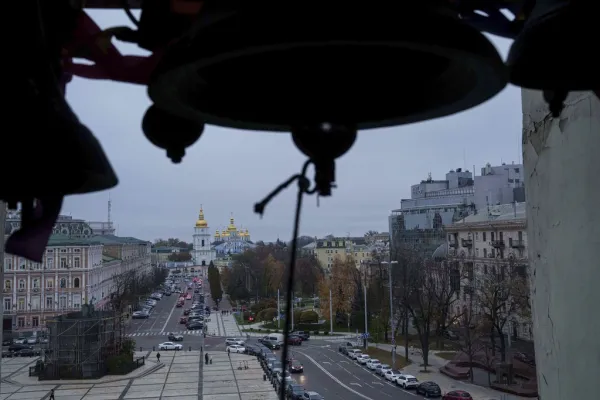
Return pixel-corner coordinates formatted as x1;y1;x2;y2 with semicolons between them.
215;230;221;238
227;216;237;232
195;208;208;228
221;230;230;237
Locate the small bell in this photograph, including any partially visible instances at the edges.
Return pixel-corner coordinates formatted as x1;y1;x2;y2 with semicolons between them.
148;0;507;132
506;1;599;116
142;105;205;163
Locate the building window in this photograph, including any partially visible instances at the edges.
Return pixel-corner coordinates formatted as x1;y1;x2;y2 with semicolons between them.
46;279;53;288
3;298;11;312
74;257;81;269
17;317;25;327
4;259;12;270
475;232;479;240
73;278;80;288
18;298;25;310
60;278;67;288
4;280;11;290
60;258;68;269
484;264;488;274
32;316;39;327
202;239;205;247
32;279;40;289
18;279;25;289
483;232;487;242
59;296;67;309
483;248;487;257
46;297;53;308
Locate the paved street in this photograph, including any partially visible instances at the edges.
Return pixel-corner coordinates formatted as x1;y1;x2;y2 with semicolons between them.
125;292;204;352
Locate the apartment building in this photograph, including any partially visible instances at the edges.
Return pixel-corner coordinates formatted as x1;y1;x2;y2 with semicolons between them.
445;202;532;341
2;234;151;333
310;236;389;270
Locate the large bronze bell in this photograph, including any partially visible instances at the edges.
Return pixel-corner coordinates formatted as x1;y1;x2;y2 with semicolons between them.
506;1;598;115
147;0;507;132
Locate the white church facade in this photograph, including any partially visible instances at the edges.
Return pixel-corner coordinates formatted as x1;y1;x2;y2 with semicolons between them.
192;207;216;266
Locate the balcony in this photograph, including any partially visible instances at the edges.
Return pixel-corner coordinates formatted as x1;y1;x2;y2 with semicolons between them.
492;240;505;248
461;238;473;248
449;241;459;248
511;240;525;249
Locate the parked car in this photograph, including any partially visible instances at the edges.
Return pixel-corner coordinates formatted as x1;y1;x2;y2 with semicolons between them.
416;381;441;397
356;354;370;365
225;338;245;346
396;374;419;389
443;390;473;400
180;316;188;324
366;359;381;370
384;369;402;382
376;364;391;376
286;383;305;400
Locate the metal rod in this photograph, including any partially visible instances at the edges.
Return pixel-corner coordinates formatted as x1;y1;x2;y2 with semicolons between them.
388;256;395;369
329;289;333;333
277;289;280;329
363;272;368;349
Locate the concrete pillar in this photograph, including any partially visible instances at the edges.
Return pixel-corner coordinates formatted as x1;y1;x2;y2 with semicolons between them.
522;90;599;400
0;201;6;379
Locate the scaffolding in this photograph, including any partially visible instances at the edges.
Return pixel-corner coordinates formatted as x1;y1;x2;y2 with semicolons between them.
40;304;124;380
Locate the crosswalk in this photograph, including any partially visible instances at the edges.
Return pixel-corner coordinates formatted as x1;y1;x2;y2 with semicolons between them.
126;330;204;337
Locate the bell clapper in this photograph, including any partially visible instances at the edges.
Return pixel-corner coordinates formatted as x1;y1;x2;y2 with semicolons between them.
291;123;357;197
142;105;204;164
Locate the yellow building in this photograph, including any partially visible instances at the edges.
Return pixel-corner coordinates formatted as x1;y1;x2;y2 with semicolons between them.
312;237;375;270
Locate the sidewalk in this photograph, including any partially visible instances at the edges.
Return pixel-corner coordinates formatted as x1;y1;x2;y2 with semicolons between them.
369;343;532;400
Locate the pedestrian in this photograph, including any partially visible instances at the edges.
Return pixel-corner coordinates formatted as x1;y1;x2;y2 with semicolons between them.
156;352;161;363
205;352;209;365
228;348;231;357
49;389;55;400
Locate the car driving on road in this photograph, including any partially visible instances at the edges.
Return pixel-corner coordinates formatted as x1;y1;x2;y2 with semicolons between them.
168;333;184;341
226;344;246;353
159;342;183;350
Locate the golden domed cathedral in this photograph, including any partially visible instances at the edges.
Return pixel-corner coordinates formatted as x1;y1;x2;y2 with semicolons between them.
212;215;255;257
192;207;216;266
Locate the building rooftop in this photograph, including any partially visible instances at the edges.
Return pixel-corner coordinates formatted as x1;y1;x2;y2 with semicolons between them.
453;202;526;225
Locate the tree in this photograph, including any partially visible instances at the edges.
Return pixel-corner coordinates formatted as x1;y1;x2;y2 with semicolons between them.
320;257;356;323
208;262;223;304
475;261;530;362
454;296;488;382
399;248;462;370
167;252;192;262
154;238;192;250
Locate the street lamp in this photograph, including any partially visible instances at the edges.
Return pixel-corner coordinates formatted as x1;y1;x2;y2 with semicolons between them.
360;260;368;349
382;259;398;369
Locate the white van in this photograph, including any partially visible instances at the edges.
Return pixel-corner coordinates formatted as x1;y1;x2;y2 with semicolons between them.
267;333;285;345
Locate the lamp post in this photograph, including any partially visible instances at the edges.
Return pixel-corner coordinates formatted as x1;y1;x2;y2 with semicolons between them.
381;259;398;369
360;260;368;349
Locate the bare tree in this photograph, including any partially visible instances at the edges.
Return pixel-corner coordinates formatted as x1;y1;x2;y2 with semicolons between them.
398;248;463;370
453;297;488;382
475;261;529;362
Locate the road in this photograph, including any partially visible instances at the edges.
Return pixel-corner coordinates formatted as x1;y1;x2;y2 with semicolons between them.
240;337;421;400
125;291;205;352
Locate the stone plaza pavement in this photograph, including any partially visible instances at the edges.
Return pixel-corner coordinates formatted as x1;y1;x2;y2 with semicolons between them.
2;351;276;400
1;350;202;400
202;351;277;400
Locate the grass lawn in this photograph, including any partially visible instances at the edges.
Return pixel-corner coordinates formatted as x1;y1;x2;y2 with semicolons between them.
434;351;458;360
363;347;410;369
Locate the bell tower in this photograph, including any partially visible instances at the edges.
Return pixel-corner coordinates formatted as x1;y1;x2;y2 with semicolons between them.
192;206;215;266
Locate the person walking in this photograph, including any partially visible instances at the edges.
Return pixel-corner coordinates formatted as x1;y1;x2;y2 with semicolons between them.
205;352;209;365
49;389;55;400
156;352;161;363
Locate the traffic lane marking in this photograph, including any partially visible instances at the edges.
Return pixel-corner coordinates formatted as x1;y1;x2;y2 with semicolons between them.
298;346;417;398
292;350;374;400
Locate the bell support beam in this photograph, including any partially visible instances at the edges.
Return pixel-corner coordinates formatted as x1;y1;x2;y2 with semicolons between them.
0;201;6;381
522;89;599;400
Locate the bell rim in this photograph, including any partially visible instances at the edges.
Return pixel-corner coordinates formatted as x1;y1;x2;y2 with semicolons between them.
149;15;507;131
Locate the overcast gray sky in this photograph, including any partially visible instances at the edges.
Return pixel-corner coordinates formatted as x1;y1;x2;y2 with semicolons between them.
62;10;522;243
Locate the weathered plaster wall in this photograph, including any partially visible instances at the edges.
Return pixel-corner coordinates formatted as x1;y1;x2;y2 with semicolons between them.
522;90;600;399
